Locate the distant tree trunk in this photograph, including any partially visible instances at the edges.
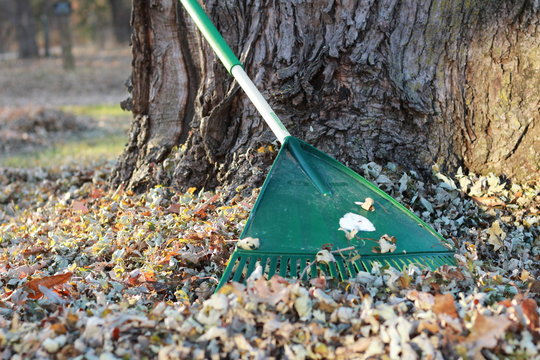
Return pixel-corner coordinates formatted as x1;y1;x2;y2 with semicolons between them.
56;10;75;70
112;0;540;192
14;0;39;59
40;0;52;57
108;0;131;43
0;1;14;53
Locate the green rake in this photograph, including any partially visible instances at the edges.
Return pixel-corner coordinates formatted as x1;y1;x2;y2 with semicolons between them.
179;0;456;289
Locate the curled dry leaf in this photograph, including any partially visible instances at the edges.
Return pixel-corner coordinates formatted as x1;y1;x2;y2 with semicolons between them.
24;272;73;299
378;234;397;253
315;250;336;264
355;197;375;211
487;220;505;251
237;237;260;250
372;234;397;254
471;196;506;208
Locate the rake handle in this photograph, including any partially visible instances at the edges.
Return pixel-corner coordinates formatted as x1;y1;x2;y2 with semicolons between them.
179;0;291;143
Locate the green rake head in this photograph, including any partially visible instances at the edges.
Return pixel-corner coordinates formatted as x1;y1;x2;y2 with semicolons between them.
220;251;456;285
217;137;456;289
177;0;456;291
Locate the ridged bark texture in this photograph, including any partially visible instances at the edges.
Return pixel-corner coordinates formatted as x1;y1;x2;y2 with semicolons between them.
112;0;539;192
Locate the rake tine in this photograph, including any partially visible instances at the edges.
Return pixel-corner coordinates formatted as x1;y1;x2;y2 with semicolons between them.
279;257;289;277
267;257;278;278
336;259;349;280
232;256;248;282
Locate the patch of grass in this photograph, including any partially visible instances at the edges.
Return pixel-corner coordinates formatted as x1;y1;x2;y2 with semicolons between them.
59;104;129;118
0;133;126;168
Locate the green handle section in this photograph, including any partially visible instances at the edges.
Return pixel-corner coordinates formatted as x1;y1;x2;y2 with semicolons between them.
179;0;242;73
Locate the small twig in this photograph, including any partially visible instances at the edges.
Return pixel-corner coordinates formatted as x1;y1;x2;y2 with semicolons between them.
298;262;315;280
355;237;379;243
331;246;355;254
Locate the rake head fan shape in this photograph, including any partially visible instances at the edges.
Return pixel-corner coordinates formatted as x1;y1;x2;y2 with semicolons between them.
178;0;456;290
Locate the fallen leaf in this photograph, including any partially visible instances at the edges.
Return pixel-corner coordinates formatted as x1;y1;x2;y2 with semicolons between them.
355;197;374;211
89;188;105;199
471;196;505;208
72;200;88;214
438;265;466;281
432;293;458;318
111;327;120;341
339;213;376;232
166;203;182;214
309;277;327;289
24;272;73;299
407;290;434;310
51;323;67;335
237;237;260;250
465;314;512;358
378;234;397;253
315;250;336;264
39;285;66;304
417;320;440;334
487;221;505;251
529;279;540;294
520;298;539;332
22;246;47;256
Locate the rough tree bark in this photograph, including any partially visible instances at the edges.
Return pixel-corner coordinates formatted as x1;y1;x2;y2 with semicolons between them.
112;0;539;192
14;0;39;59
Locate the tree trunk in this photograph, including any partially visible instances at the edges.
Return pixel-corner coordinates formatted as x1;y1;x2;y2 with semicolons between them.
112;0;539;192
0;1;14;54
57;14;75;70
108;0;131;44
14;0;39;59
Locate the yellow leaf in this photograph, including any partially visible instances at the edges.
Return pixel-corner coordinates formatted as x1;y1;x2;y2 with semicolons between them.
175;289;189;302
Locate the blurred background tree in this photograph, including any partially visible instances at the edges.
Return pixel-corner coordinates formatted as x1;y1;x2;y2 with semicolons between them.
14;0;39;58
0;0;131;59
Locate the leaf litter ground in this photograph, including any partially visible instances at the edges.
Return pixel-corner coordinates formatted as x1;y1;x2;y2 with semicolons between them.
0;159;538;359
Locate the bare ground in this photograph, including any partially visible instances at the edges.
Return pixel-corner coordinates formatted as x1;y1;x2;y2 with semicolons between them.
0;46;131;108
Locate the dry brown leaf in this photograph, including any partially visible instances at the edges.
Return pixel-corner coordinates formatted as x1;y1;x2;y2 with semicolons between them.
24;272;73;299
465;314;512;358
22;246;48;256
432;293;458;319
309;276;327;289
406;290;434;310
89;188;105;199
521;298;539;332
72;200;89;214
438;265;466;281
51;322;67;335
417;320;440;334
166;203;182;214
529;279;540;294
471;196;506;208
249;277;289;306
